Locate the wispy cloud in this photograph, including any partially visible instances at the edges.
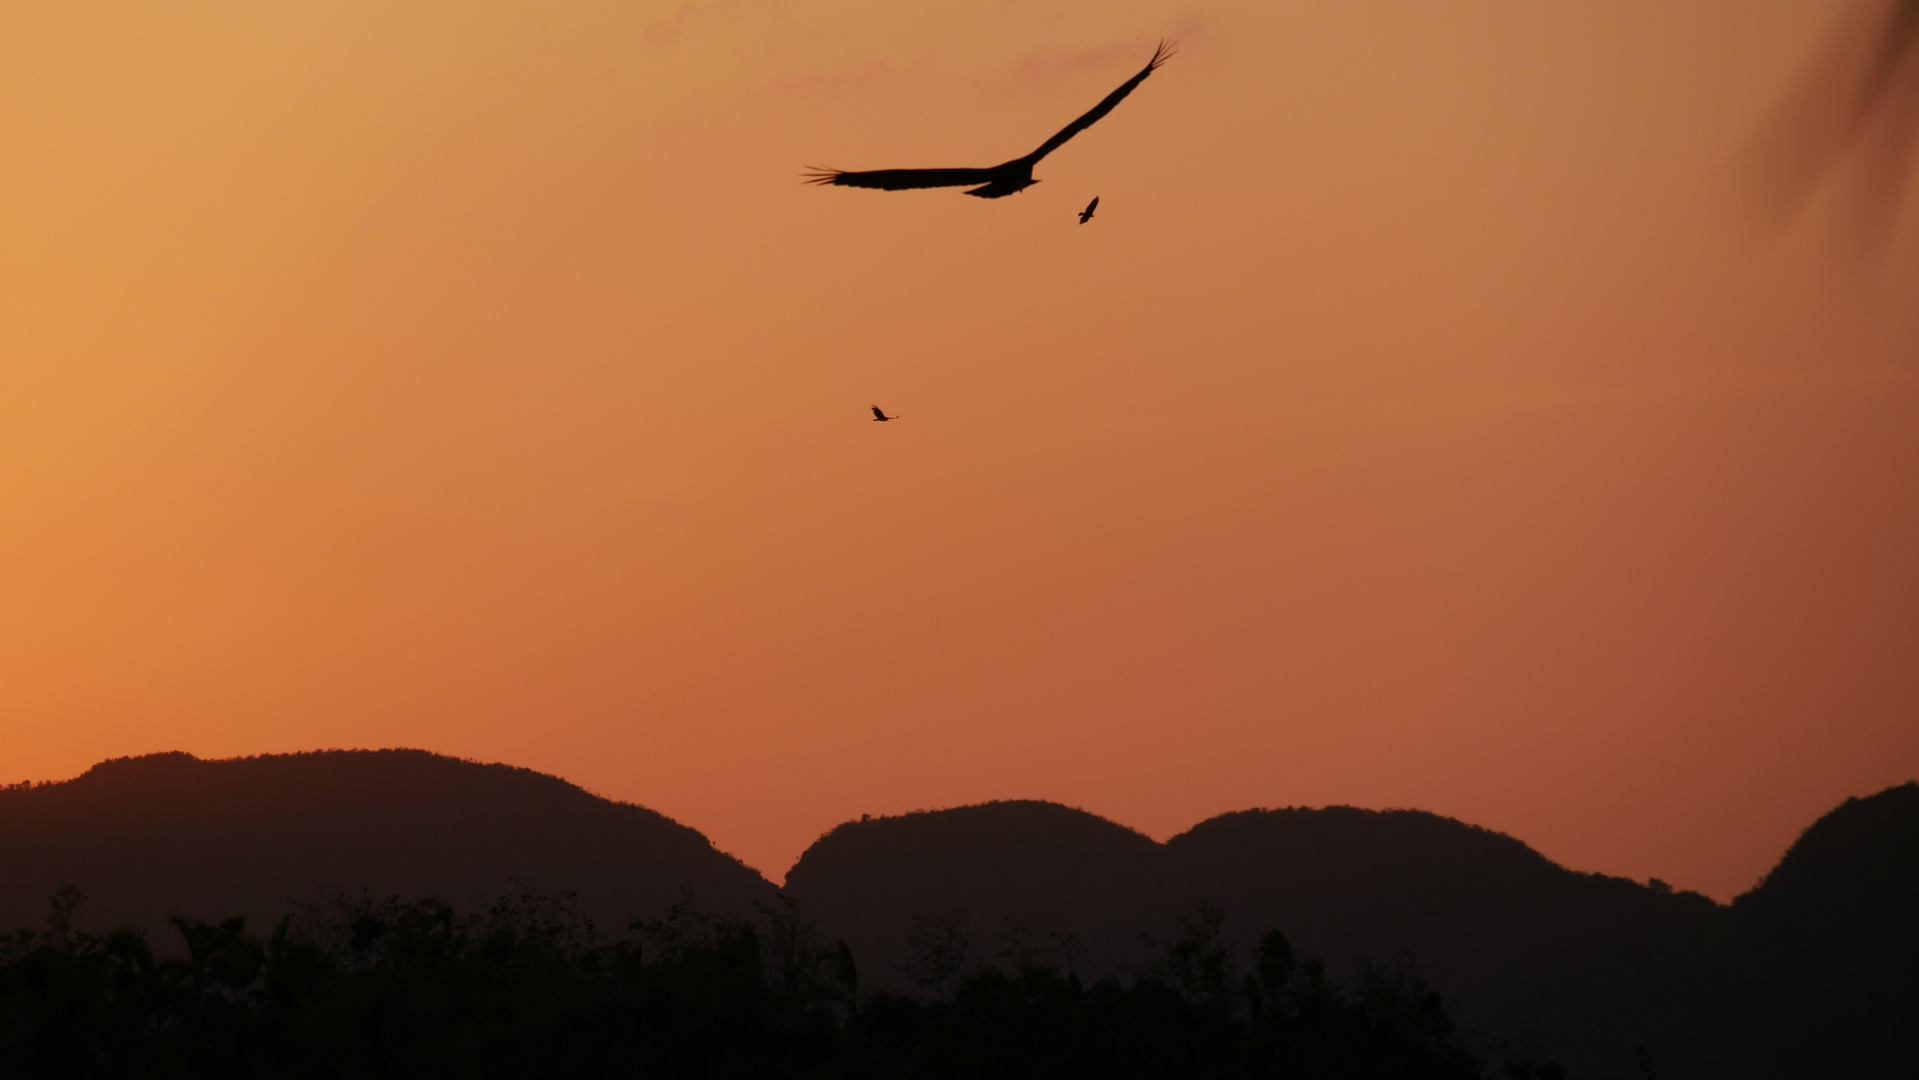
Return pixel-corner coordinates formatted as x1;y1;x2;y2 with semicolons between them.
755;61;896;101
1008;17;1206;92
641;0;787;50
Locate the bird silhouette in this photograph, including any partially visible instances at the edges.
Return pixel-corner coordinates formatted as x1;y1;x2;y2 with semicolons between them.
1078;196;1099;223
871;406;897;422
807;42;1173;199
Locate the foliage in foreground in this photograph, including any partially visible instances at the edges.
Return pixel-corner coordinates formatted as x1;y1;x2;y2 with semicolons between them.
0;887;1571;1079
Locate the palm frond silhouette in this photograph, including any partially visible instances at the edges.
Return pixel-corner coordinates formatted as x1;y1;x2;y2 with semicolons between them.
1747;0;1919;259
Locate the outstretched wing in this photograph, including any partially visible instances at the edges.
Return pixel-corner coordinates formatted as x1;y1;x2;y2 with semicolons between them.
1085;196;1099;214
807;167;999;191
871;406;886;420
1022;40;1174;166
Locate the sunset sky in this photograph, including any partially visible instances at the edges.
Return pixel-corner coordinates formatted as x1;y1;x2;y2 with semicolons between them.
3;0;1916;902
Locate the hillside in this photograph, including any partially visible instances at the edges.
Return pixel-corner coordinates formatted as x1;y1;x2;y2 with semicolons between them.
785;800;1170;989
4;753;1912;1079
783;789;1918;1080
0;750;778;939
1680;782;1919;1080
1164;807;1717;1078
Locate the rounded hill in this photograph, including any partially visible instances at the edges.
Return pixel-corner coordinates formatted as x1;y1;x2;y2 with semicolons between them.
784;800;1167;987
0;749;777;939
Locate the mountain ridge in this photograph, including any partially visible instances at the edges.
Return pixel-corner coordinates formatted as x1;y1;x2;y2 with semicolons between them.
4;751;1912;1079
0;748;780;939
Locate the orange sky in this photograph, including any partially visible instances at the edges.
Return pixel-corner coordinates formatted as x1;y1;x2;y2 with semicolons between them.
3;1;1916;902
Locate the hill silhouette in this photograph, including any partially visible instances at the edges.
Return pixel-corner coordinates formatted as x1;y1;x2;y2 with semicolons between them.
784;786;1919;1079
0;750;778;940
785;800;1170;990
1687;782;1919;1080
4;752;1912;1078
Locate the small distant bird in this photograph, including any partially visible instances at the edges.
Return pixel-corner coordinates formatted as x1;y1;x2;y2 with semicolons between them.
1078;196;1099;224
807;41;1174;199
871;406;897;422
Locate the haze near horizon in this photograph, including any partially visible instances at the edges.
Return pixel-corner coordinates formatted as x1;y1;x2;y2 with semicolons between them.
3;0;1916;902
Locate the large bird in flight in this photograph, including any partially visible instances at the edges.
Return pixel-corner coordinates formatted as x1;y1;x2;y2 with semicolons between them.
807;41;1174;199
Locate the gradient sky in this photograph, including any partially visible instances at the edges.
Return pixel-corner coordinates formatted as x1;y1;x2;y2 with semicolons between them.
4;1;1916;901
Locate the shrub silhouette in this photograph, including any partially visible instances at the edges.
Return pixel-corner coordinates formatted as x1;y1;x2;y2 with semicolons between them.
0;888;1526;1079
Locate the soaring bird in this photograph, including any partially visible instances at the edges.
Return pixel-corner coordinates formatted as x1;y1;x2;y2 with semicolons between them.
1078;196;1099;223
871;406;897;422
807;41;1174;199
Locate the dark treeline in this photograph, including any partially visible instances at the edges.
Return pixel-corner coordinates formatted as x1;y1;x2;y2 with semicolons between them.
0;888;1569;1080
